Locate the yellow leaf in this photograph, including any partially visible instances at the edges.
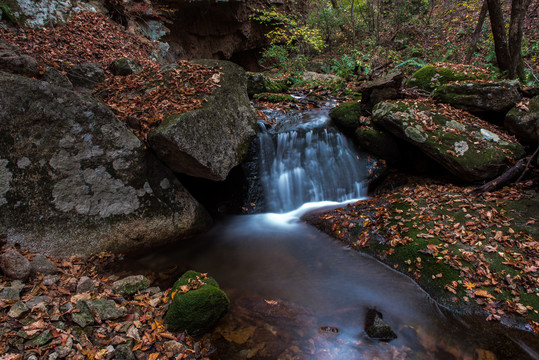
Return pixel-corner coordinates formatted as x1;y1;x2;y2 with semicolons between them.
148;353;160;360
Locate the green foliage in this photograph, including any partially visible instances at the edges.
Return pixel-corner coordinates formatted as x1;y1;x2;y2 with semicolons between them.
0;4;18;25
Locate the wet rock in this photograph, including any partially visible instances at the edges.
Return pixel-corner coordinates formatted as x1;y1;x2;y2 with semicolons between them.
0;72;211;257
505;96;539;146
358;71;403;114
66;62;105;90
372;100;525;182
8;301;29;318
0;249;31;280
329;101;363;132
407;64;486;92
30;254;58;276
246;72;288;98
42;67;73;89
0;40;41;78
364;309;397;341
164;270;229;334
433;80;521;116
149;60;258;181
0;280;24;300
112;275;150;296
76;276;96;293
353;127;403;164
109;58;143;76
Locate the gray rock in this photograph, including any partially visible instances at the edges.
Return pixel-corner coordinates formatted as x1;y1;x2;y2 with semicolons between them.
8;300;29;318
26;295;51;310
66;62;105;90
0;249;31;280
115;343;135;360
43;274;60;286
85;298;127;320
0;40;40;78
433;80;521;115
55;336;73;358
372;100;526;182
72;301;94;328
505;96;539;146
0;280;24;300
27;329;53;346
164;340;184;355
112;275;150;296
76;276;96;293
0;72;211;257
149;60;258;181
109;58;143;76
30;254;58;275
42;67;73;89
364;309;397;341
358;72;403;114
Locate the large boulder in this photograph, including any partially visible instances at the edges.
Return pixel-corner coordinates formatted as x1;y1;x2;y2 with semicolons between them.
246;72;288;98
0;40;40;78
372;100;525;182
407;64;486;92
504;96;539;146
164;270;229;335
0;72;211;257
329;101;363;132
358;71;403;114
148;60;258;181
433;80;521;116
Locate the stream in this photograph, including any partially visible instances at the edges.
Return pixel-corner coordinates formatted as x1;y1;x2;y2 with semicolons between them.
128;110;539;359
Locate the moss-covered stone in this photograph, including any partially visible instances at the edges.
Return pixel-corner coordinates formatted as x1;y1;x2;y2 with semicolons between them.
504;95;539;146
246;72;288;98
354;127;402;163
253;93;295;103
329;101;362;131
433;80;521;115
407;64;486;92
372;100;525;182
165;271;229;335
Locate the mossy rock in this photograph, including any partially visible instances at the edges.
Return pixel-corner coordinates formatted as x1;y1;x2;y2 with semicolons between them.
329;101;362;131
504;95;539;146
354;127;402;164
171;270;219;291
253;93;295;103
372;100;525;182
246;72;288;98
165;271;229;335
407;64;486;92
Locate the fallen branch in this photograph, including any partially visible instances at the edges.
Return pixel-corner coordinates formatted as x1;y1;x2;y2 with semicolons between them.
473;158;527;193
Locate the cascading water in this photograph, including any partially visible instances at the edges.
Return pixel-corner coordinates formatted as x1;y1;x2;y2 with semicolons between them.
258;110;367;212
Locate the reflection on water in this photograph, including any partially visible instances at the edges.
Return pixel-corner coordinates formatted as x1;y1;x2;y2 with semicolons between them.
132;209;539;359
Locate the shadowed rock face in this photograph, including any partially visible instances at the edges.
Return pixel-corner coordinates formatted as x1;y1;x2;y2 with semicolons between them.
0;72;211;257
157;0;306;70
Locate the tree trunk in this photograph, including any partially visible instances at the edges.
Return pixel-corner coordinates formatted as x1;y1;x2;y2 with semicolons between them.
465;0;488;64
508;0;531;78
486;0;511;72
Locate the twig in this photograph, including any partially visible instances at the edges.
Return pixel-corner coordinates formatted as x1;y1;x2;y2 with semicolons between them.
516;145;539;183
524;61;538;83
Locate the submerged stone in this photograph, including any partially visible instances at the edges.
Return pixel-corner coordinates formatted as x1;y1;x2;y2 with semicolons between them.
364;309;397;341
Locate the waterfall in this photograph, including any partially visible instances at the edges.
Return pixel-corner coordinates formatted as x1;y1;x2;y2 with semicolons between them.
258;110;367;213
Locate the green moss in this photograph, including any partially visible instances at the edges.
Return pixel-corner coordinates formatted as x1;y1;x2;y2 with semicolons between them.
329;101;362;131
407;65;485;92
354;127;401;162
253;93;295;103
164;285;229;334
172;270;220;291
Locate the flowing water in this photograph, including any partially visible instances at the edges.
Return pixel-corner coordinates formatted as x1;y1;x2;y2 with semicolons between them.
130;110;539;359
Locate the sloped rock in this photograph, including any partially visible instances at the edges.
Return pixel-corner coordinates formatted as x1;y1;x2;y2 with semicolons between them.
0;72;211;257
30;254;58;276
0;249;31;280
505;96;539;146
359;72;403;114
148;60;258;181
354;127;403;164
372;100;525;182
0;40;40;77
66;62;105;90
165;270;229;334
433;80;520;115
42;67;73;89
407;64;486;92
